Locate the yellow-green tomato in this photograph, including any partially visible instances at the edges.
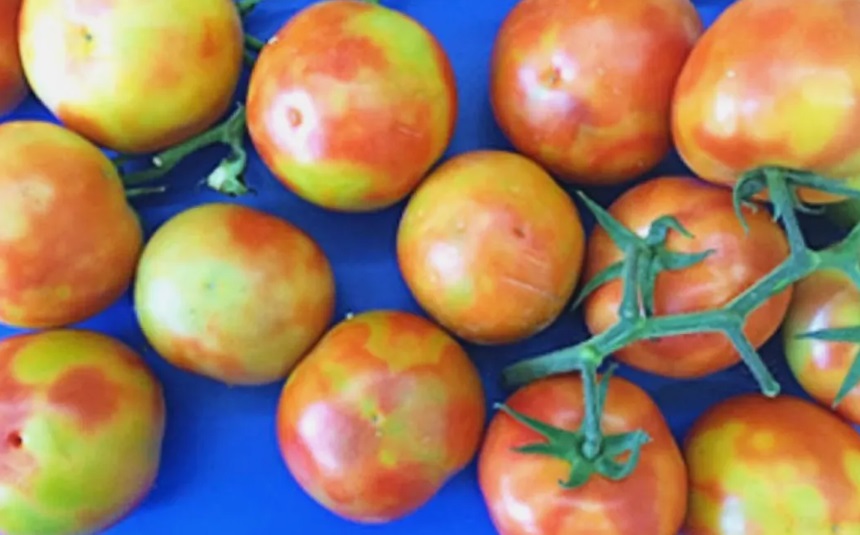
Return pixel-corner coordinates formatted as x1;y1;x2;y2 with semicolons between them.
134;203;336;386
0;330;165;535
18;0;243;154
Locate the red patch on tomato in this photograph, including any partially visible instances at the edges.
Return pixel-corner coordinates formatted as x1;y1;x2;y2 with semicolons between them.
0;337;37;485
226;206;290;254
199;19;221;60
48;367;122;432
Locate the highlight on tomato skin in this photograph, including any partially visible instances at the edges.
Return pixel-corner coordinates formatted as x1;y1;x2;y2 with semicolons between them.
582;176;792;378
490;0;703;186
683;394;860;534
275;310;487;525
0;330;166;535
783;269;860;426
671;0;860;204
397;150;586;346
0;0;27;116
246;0;457;213
134;203;336;387
0;121;143;330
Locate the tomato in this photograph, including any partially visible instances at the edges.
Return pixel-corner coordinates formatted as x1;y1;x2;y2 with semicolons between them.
0;330;165;535
0;0;26;116
276;310;486;524
478;374;687;535
684;393;860;534
782;269;860;425
490;0;702;186
18;0;243;154
246;0;457;212
397;150;585;345
134;203;335;386
672;0;860;204
583;176;791;378
0;121;143;329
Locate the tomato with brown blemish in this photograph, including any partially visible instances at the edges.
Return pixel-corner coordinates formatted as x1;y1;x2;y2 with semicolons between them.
0;0;27;115
583;176;791;378
275;310;486;523
490;0;702;186
684;394;860;534
246;0;457;212
397;150;585;345
0;330;165;535
18;0;243;154
478;374;687;535
134;203;336;386
0;121;143;329
672;0;860;203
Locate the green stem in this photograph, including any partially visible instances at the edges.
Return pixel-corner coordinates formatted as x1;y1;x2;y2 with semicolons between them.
580;364;602;460
238;0;263;16
245;35;265;52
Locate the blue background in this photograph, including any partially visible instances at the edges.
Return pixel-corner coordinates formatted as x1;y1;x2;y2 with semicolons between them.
1;0;849;533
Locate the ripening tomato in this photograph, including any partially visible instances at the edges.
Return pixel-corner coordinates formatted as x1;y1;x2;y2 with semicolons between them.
134;203;335;386
672;0;860;204
0;0;26;115
0;330;165;535
684;394;860;534
276;310;486;524
782;269;860;425
246;0;457;212
18;0;243;154
490;0;702;186
397;150;585;345
583;176;791;378
479;374;687;535
0;121;143;329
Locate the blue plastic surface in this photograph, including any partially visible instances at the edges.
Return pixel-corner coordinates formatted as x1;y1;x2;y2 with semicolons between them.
1;0;849;533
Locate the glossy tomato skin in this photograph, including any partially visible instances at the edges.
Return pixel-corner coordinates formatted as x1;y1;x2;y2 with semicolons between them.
584;176;791;377
397;150;585;345
0;330;165;535
783;269;860;425
0;121;143;329
0;0;27;115
246;0;457;212
490;0;702;185
672;0;860;203
276;310;486;524
18;0;243;154
479;374;687;535
684;394;860;534
134;203;335;386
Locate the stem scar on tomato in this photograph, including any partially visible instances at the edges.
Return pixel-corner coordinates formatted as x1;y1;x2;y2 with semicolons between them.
501;164;860;487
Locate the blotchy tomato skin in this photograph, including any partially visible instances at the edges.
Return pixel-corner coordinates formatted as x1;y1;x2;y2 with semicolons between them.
479;374;687;535
0;330;165;535
0;121;143;329
684;394;860;534
490;0;702;185
276;311;486;523
0;0;27;115
135;203;335;386
783;270;860;425
672;0;860;203
246;0;457;212
397;150;585;345
584;176;791;378
18;0;243;154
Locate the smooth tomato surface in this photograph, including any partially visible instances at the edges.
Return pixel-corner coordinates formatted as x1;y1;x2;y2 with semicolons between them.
684;394;860;534
0;0;26;115
672;0;860;203
397;150;585;345
0;330;165;535
783;269;860;425
490;0;702;185
0;121;143;329
583;176;791;378
276;310;486;524
479;374;687;535
19;0;243;154
247;0;457;212
135;203;335;386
